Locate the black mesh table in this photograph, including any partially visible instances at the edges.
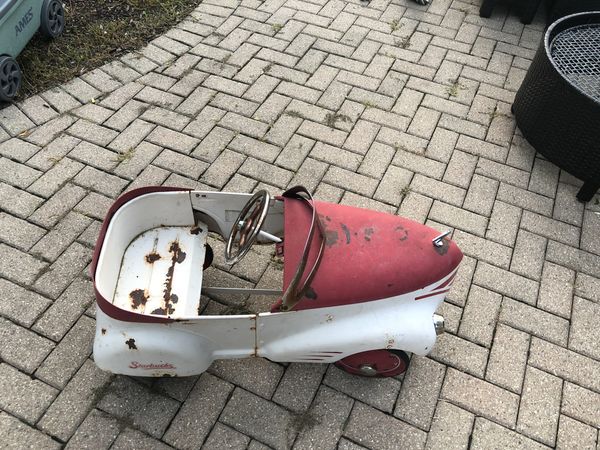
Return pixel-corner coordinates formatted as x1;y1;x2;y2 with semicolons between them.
513;12;600;202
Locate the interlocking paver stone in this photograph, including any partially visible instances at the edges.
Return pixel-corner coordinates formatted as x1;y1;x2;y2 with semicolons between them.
0;411;61;450
425;401;474;450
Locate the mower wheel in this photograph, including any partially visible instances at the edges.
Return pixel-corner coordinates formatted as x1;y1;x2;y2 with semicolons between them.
40;0;65;38
0;56;22;102
335;349;410;377
413;0;430;4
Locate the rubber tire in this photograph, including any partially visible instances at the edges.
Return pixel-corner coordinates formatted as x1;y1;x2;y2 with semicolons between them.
479;0;496;18
0;56;22;102
414;0;430;4
335;349;410;377
40;0;65;39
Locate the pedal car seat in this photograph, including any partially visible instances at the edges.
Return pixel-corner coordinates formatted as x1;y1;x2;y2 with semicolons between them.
279;198;463;311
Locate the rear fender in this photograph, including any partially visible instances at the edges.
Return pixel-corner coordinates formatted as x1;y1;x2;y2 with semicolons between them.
93;308;215;377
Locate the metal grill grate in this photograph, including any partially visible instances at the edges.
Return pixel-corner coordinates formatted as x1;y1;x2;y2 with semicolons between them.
551;24;600;102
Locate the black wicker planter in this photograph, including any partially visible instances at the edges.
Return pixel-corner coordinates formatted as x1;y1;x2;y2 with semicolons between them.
512;12;600;202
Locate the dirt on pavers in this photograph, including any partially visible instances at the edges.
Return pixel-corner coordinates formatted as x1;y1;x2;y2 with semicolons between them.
15;0;199;99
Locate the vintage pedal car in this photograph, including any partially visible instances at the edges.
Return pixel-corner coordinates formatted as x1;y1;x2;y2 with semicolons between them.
92;186;462;378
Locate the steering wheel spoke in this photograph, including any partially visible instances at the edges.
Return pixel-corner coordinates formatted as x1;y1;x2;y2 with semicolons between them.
225;191;271;264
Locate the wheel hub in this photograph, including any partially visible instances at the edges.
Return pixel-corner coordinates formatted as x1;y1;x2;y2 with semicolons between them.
358;364;378;376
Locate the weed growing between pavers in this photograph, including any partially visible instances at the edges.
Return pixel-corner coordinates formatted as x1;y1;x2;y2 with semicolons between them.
15;0;199;99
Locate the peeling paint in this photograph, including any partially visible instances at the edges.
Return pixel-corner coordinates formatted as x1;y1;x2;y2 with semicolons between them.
125;338;137;350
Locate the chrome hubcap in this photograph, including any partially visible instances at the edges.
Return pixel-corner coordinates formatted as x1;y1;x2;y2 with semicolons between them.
359;364;378;376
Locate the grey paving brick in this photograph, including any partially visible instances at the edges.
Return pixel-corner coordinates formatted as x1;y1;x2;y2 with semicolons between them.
500;297;568;346
201;149;245;188
357;142;394;179
581;210;600;256
521;211;580;247
569;296;600;361
575;272;600;303
275;135;314;172
538;262;575;319
30;212;91;261
441;368;519;428
0;242;47;285
323;166;378;197
528;158;559;197
446;256;477;306
0;157;41;189
164;373;233;449
29;184;87;229
97;375;179;439
556;415;598;450
221;388;293;450
517;366;562;446
425;401;474;450
486;324;530;394
0;316;54;374
452;230;512;270
529;337;600;393
27;134;80;171
290;158;328;194
34;242;91;299
471;418;549;450
240;157;293;188
73;166;127;198
345;401;427;450
0;363;58;424
25;115;77;147
0;411;61;450
395;357;445;430
33;278;95;341
442;150;478;189
561;382;600;428
273;362;327;414
209;358;284;399
0;278;51;327
28;156;83;198
456;135;507;163
474;262;539;305
458;285;501;347
36;315;95;389
429;201;487;236
496;182;553;216
38;360;113;441
293;386;353;450
410;174;465;207
510;229;547;281
112;427;173;450
463;175;498;216
0;212;45;251
204;423;250;450
429;332;488;378
64;409;120;450
398;191;431;224
553;183;585;226
323;365;401;413
546;240;600;278
0;138;38;162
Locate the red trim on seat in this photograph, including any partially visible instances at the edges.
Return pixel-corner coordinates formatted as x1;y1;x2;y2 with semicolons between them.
91;187;191;324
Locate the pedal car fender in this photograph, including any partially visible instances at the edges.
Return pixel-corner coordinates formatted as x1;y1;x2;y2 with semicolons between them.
94;308;216;377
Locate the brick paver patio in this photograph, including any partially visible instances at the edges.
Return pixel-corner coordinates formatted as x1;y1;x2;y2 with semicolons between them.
1;0;599;448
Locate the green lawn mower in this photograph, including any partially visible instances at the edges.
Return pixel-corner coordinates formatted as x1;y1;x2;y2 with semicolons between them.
0;0;65;102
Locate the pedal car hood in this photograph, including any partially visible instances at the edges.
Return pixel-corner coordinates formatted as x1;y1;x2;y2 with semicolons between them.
282;199;463;310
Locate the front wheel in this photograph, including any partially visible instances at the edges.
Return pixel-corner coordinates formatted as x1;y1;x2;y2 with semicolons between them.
0;56;21;102
335;349;410;377
40;0;65;38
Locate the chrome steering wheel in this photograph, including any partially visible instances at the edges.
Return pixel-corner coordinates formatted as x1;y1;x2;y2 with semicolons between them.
225;190;271;264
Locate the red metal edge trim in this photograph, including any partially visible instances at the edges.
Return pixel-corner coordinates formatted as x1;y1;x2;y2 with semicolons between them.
91;186;192;324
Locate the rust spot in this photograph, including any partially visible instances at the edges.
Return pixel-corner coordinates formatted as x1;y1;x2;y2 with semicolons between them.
190;225;203;235
101;328;107;335
433;238;450;255
125;338;137;350
340;223;351;244
145;252;161;264
395;225;409;241
159;241;186;317
364;227;374;242
325;230;338;247
130;289;148;310
305;286;317;300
